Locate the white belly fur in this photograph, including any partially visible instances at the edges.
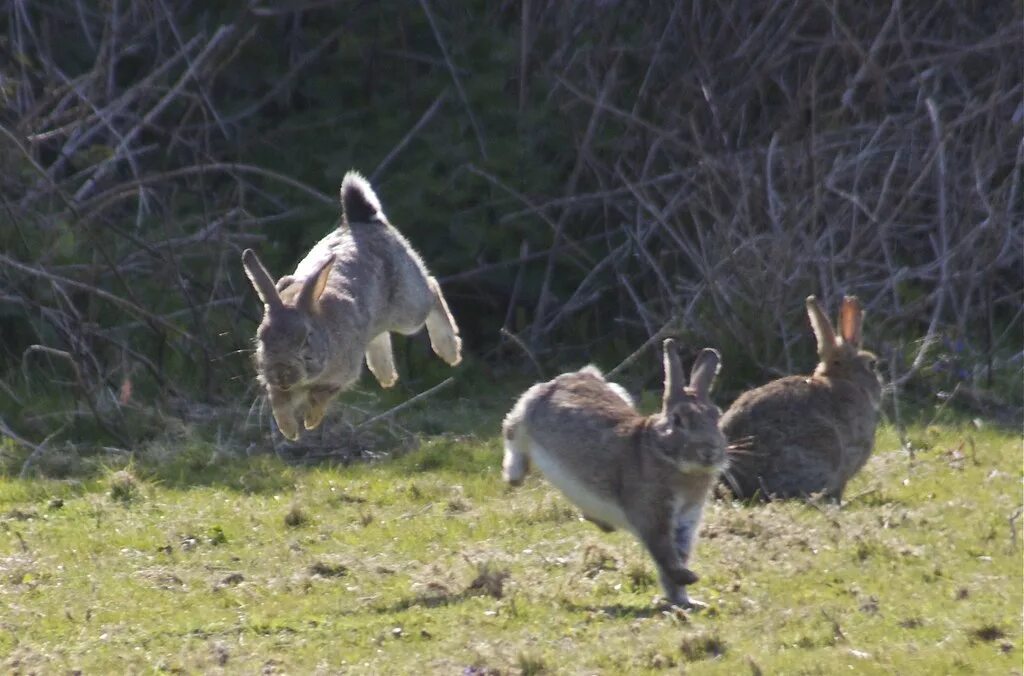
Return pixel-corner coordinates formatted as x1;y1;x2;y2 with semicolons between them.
528;439;632;532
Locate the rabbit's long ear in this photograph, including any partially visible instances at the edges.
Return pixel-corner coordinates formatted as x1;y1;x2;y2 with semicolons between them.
688;348;721;400
806;295;837;358
298;254;336;313
662;338;685;409
242;249;282;310
839;296;863;347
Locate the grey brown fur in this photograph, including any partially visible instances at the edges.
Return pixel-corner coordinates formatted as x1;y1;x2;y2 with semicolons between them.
242;171;461;441
721;295;881;501
502;340;727;608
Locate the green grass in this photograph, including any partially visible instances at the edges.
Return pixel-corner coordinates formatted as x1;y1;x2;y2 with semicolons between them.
0;411;1021;674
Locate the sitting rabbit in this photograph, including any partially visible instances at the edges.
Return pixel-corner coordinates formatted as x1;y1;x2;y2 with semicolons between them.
720;295;881;501
241;171;461;440
502;339;726;608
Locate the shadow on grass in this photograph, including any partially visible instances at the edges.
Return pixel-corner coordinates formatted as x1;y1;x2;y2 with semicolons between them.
559;601;668;619
2;369;518;492
3;426;501;497
339;587;490;616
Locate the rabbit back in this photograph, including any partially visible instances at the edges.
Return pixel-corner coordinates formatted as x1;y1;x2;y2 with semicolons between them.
296;222;435;336
520;368;642;462
504;368;643;529
721;375;878;499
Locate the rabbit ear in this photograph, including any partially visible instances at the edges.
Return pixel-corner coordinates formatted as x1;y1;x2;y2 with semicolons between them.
806;295;838;357
688;348;721;399
839;296;863;347
242;249;282;310
298;254;336;313
661;338;685;409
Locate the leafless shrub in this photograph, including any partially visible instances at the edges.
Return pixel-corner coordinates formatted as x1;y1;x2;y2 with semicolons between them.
495;0;1022;393
0;2;333;448
0;1;1019;459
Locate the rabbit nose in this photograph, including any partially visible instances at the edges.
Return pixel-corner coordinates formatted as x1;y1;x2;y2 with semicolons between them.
272;369;297;389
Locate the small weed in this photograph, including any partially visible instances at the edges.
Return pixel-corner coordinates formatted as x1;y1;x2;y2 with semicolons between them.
515;652;547;675
465;561;509;599
680;632;727;662
969;624;1006;643
284;505;308;528
213;573;244;590
520;497;577;525
327;492;366;506
308;561;348;578
206;525;227;545
853;537;895;562
640;650;676;669
446;497;469;513
462;666;501;676
626;563;656;592
108;470;140;503
859;596;880;614
582;546;618;578
720;512;763;538
210;641;229;667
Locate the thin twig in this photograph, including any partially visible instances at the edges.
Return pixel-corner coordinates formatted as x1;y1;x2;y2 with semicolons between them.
354;377;456;430
0;253;196;341
371;88;449;182
606;319;679;380
0;415;42;460
417;0;487;159
500;328;544;379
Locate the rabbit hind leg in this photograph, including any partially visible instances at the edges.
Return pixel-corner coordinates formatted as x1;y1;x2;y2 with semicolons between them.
365;332;398;388
424;277;462;366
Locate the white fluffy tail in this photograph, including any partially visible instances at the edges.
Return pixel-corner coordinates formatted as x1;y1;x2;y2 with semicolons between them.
340;171;383;224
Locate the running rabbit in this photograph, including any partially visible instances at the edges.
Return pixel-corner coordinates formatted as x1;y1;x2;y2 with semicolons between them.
242;171;461;441
720;295;881;501
502;339;726;608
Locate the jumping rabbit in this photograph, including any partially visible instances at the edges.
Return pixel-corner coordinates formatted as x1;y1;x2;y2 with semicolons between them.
242;171;462;441
720;295;881;501
502;339;726;609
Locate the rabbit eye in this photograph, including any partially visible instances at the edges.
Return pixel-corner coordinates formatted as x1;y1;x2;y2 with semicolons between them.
672;413;686;428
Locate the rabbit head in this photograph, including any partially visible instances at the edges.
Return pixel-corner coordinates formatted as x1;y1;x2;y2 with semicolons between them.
648;339;727;474
242;249;336;392
806;295;880;394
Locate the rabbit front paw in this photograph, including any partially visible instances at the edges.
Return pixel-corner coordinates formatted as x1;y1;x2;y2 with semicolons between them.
304;387;340;430
662;589;706;611
274;412;301;441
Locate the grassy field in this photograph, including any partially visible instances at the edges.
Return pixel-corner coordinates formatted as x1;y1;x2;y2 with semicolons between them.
1;394;1021;674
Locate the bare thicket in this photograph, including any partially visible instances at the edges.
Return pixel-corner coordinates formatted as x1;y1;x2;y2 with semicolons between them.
0;2;331;445
494;1;1022;387
0;1;1020;455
